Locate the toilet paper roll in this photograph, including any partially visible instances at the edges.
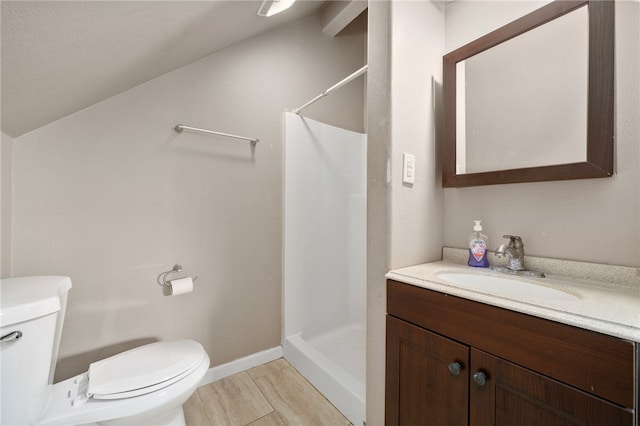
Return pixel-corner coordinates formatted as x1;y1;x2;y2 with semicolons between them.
169;277;193;296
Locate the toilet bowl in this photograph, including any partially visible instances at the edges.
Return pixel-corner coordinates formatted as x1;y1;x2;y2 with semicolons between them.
0;276;210;426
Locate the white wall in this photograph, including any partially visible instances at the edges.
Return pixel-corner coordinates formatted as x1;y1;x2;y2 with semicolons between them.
1;132;13;278
10;13;365;381
366;2;392;425
389;1;445;269
444;1;640;267
366;1;445;424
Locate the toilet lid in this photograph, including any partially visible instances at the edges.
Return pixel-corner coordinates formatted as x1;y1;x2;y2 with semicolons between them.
87;340;205;399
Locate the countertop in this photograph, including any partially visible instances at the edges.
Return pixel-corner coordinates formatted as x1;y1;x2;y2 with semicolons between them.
386;260;640;343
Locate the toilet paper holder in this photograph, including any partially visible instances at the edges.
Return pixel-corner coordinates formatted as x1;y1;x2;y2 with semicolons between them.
158;264;198;287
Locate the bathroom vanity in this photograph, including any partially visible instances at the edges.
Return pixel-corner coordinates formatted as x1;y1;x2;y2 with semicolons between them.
385;259;639;425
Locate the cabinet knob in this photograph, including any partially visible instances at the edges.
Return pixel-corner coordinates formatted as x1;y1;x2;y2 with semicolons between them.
473;371;487;386
448;362;462;376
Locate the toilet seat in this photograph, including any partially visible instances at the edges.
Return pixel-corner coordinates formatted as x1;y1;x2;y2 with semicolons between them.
36;340;210;426
88;340;204;399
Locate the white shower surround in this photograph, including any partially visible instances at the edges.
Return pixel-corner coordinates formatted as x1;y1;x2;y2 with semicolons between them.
283;112;366;426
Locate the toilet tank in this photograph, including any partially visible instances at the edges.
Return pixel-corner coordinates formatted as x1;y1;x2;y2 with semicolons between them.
0;276;72;425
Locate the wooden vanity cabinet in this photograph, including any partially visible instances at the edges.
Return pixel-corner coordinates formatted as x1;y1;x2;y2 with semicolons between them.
386;279;636;426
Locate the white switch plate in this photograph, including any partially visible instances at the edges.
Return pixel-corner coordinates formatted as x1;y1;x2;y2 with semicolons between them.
402;152;415;184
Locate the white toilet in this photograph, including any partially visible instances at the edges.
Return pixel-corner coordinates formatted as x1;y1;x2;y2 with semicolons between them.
0;276;210;426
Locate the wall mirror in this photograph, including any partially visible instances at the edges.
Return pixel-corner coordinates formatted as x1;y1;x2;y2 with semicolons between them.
443;0;614;187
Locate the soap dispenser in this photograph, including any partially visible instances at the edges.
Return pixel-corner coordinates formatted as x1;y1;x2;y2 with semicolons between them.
468;220;489;268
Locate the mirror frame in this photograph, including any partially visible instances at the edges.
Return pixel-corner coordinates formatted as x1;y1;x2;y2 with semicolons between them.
443;0;614;188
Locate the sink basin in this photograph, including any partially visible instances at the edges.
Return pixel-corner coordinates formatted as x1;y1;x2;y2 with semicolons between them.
437;272;579;301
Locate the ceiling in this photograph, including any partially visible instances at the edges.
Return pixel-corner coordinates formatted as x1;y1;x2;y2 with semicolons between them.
1;0;366;138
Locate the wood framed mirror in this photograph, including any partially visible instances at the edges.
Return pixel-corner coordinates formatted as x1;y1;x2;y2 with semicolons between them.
442;0;614;188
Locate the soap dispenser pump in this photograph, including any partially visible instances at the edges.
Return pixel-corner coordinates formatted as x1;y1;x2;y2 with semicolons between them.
468;220;489;268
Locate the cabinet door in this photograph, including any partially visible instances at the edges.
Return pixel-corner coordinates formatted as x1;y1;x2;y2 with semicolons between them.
386;316;469;426
470;349;634;426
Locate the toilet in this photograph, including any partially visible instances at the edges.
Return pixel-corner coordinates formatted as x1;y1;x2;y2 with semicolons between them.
0;276;210;426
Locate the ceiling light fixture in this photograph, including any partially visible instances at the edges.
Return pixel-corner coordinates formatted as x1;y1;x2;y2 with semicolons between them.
257;0;296;17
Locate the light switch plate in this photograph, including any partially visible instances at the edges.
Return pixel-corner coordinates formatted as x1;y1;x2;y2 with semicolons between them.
403;152;416;184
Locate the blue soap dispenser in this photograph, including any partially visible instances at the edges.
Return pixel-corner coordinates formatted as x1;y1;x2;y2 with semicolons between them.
468;220;489;268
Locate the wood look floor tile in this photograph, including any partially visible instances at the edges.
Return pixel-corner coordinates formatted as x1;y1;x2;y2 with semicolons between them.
247;412;286;426
184;391;211;426
254;366;350;426
248;358;290;380
197;371;274;426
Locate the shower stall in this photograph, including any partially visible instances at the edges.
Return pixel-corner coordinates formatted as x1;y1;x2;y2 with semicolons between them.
283;112;366;426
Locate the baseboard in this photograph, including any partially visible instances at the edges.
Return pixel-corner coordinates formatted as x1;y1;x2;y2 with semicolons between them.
199;346;283;386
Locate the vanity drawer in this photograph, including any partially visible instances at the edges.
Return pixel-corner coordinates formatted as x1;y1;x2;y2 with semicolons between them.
387;279;635;408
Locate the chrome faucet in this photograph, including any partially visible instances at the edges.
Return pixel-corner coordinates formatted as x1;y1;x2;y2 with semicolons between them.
494;235;525;271
493;235;545;278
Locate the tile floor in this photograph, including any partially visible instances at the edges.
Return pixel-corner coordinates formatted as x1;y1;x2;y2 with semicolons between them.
184;358;353;426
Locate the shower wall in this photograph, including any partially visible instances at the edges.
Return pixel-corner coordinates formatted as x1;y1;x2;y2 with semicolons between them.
283;111;366;425
283;112;366;339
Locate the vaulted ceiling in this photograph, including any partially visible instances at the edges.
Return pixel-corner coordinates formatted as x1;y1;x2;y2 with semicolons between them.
1;1;366;138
